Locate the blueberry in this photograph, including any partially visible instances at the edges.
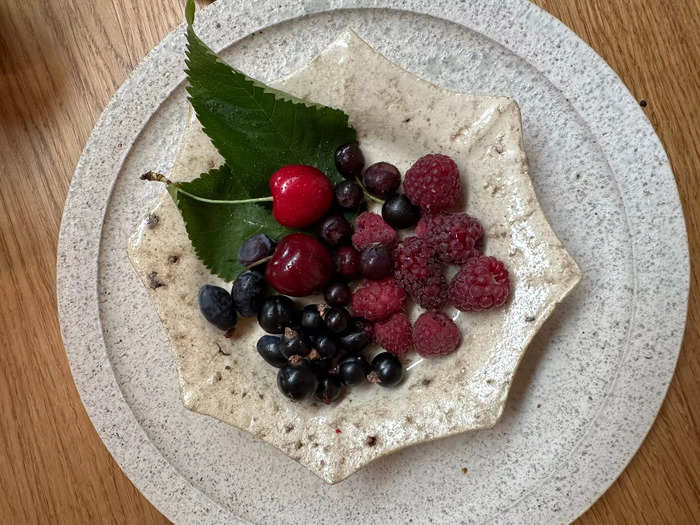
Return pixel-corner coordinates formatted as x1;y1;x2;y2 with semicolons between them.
277;362;318;400
300;304;325;334
198;285;237;331
334;180;365;209
280;329;311;358
231;271;266;317
334;246;361;279
382;194;420;229
314;374;344;404
258;295;297;334
256;335;287;368
359;243;393;280
338;354;370;385
335;143;365;178
324;281;351;306
237;234;276;267
319;215;352;247
324;306;351;334
363;162;400;199
313;334;338;359
371;352;403;387
338;329;371;353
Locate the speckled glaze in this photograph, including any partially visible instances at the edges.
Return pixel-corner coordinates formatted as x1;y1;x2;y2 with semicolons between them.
127;31;581;484
57;2;688;524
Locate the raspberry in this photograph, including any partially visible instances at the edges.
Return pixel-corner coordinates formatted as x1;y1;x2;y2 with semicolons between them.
416;214;484;264
413;312;461;357
393;237;448;310
351;278;406;322
374;312;413;355
449;256;510;311
403;154;462;214
352;212;397;249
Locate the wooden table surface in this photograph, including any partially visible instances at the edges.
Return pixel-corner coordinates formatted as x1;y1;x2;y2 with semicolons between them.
1;0;698;523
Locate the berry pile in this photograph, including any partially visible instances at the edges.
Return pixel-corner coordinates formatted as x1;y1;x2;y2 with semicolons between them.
196;142;511;404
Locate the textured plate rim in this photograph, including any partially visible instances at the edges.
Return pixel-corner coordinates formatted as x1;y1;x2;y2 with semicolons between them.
56;1;689;524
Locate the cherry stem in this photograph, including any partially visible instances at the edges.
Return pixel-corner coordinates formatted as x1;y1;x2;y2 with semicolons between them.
140;171;274;205
356;180;384;204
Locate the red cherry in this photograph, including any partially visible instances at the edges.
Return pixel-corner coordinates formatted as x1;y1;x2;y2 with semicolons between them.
266;233;334;296
270;165;333;228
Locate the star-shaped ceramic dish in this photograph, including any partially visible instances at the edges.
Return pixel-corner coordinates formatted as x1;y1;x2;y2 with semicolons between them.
127;30;581;484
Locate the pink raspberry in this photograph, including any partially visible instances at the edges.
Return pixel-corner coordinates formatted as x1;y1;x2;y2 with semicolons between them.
413;312;461;357
374;312;413;355
352;212;397;249
403;154;462;214
393;236;448;310
449;256;510;311
351;278;405;321
416;214;484;264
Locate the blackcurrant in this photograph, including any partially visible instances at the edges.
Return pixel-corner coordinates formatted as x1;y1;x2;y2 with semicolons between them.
338;329;371;353
382;194;420;229
324;306;351;334
308;356;334;377
363;162;400;199
324;281;351;306
231;270;266;317
313;334;338;359
338;354;370;385
334;246;361;279
319;215;352;247
277;362;318;400
300;304;325;334
334;180;364;209
280;329;311;358
237;233;276;268
257;295;297;334
334;143;364;178
371;352;403;387
256;335;287;368
198;285;237;331
359;243;393;280
314;374;343;404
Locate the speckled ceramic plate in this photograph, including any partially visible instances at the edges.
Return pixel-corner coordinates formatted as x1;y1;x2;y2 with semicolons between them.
57;1;689;523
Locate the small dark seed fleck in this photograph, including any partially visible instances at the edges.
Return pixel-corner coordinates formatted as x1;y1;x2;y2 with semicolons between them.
285;424;294;433
366;435;377;447
147;271;165;289
525;315;536;322
146;214;160;228
461;467;468;474
421;378;432;386
167;254;180;264
639;99;647;107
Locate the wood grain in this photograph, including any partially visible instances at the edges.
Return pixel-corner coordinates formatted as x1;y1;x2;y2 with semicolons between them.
0;0;697;523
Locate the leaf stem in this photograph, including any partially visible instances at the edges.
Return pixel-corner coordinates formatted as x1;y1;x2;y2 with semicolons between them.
140;171;274;205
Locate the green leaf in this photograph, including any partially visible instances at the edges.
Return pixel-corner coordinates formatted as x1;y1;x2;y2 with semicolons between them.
173;165;293;280
184;0;356;197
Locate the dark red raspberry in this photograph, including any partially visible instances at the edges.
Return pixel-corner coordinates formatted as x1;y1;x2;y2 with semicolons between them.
403;154;462;214
351;278;405;322
352;212;397;249
416;213;484;264
393;236;448;310
373;312;413;355
449;256;510;311
413;312;461;357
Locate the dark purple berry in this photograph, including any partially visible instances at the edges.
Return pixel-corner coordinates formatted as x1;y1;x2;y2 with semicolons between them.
338;354;370;386
237;234;276;267
256;335;287;368
257;295;296;334
280;329;311;358
277;362;317;400
319;215;352;247
324;306;351;334
231;271;266;317
198;285;237;331
337;329;371;353
335;143;365;178
324;281;351;306
363;162;401;199
371;352;403;387
334;180;365;209
382;194;420;229
314;374;343;404
308;356;334;376
313;334;338;359
359;243;393;280
334;246;361;279
353;317;374;337
300;304;325;334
